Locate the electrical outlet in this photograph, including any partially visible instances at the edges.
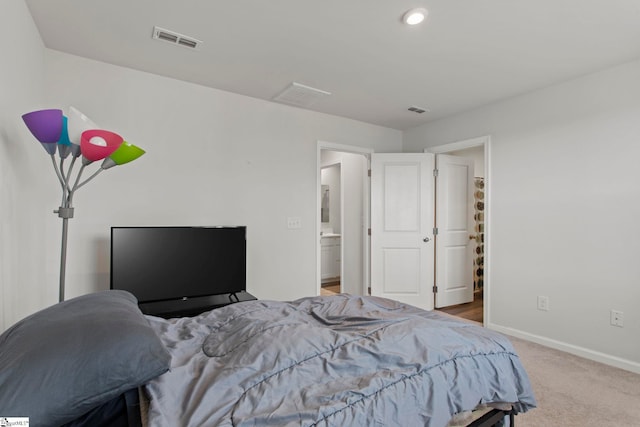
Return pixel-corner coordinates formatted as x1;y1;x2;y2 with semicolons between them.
537;296;549;311
610;310;624;327
287;217;302;229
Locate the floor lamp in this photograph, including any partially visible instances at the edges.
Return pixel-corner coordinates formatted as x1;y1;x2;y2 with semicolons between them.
22;107;145;302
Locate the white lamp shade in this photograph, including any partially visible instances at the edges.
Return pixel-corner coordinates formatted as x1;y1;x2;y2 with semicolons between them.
67;106;98;146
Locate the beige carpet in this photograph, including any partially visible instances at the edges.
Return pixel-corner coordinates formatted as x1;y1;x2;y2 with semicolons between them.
508;335;640;426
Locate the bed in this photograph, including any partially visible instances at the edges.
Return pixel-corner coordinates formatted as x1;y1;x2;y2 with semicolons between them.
0;290;536;427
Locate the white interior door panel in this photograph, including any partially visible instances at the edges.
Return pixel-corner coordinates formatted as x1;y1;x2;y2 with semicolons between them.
435;154;475;308
370;153;434;310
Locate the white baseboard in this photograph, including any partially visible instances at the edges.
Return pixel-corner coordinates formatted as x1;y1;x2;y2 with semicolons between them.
487;322;640;375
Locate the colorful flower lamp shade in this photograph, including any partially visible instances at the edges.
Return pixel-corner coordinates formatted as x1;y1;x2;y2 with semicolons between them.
101;141;146;169
57;116;73;159
21;109;63;155
21;106;146;302
80;129;123;164
67;106;97;158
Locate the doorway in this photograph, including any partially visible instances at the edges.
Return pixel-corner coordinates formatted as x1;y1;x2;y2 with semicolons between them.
317;137;490;324
320;163;342;295
427;136;489;324
316;142;372;297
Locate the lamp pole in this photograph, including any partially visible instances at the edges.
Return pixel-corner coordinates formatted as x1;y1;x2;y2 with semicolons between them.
54;208;73;302
51;158;103;302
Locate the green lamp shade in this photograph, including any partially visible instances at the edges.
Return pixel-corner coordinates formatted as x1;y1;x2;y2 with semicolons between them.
101;141;145;169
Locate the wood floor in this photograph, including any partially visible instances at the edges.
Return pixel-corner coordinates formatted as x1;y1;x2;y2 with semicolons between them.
437;291;484;323
321;281;340;296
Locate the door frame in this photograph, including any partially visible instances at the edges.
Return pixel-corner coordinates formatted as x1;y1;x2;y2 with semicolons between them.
426;135;491;325
317;141;373;297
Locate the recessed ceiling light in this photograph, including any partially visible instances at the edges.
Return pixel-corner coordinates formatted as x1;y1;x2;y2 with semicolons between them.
403;8;428;26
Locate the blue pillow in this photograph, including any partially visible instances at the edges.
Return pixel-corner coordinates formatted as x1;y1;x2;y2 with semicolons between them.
0;290;171;426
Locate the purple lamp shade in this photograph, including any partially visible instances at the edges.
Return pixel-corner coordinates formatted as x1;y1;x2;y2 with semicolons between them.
22;109;63;155
80;129;123;163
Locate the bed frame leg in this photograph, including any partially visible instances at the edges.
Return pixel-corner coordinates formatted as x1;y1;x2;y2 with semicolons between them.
466;409;515;427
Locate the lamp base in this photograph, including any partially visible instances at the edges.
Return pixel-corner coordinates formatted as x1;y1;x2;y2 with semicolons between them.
55;207;74;219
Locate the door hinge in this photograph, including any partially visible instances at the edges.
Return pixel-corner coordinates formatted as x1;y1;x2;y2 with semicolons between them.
368;228;371;236
368;169;371;177
433;285;438;293
368;286;372;295
433;227;438;235
433;169;439;177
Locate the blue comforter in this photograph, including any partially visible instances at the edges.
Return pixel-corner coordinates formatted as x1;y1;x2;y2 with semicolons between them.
144;295;536;426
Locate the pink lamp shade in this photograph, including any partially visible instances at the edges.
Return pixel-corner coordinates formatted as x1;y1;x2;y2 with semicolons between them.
67;106;98;157
22;109;63;155
80;129;123;164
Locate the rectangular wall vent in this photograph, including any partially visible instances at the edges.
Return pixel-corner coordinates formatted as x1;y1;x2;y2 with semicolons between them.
273;82;331;108
408;106;430;114
152;26;202;50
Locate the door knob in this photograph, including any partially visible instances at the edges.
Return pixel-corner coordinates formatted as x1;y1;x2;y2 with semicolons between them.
423;237;430;242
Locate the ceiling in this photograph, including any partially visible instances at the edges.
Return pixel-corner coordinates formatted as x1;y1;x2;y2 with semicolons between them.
25;0;640;130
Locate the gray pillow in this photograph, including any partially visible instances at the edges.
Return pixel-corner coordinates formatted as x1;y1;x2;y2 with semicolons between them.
0;290;171;426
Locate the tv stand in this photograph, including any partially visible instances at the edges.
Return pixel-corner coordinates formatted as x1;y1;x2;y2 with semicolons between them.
138;291;257;318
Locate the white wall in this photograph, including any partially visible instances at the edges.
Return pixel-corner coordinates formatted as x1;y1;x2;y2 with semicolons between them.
0;0;53;331
0;46;402;330
404;59;640;372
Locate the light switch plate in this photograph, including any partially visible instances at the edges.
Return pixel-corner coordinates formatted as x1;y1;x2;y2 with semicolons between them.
287;217;302;229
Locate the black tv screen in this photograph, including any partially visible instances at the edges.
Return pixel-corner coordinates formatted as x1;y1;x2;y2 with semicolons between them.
110;226;246;303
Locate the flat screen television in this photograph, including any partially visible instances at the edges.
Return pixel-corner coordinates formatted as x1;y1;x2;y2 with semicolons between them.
110;226;246;305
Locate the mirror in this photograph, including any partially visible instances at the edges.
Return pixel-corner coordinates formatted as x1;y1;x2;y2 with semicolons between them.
321;185;330;223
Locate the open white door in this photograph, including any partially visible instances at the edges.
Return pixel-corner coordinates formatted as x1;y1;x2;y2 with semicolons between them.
370;153;435;310
434;154;475;308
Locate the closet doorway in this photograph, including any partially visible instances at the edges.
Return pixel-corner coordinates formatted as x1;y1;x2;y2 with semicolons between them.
428;137;488;324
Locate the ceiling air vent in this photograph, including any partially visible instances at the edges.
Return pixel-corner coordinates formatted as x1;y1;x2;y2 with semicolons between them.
408;106;430;114
272;82;331;108
152;26;202;50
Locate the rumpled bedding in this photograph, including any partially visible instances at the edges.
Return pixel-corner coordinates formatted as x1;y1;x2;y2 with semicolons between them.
143;295;536;426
